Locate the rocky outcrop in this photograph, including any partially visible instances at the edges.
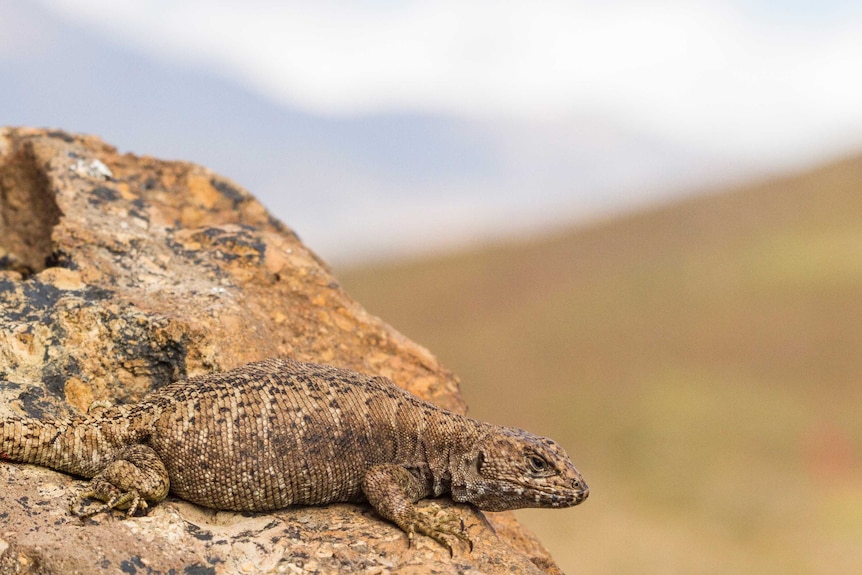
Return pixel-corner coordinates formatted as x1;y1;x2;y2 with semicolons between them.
0;128;563;575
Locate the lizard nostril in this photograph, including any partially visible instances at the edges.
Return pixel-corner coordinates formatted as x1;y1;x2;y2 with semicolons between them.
573;478;589;493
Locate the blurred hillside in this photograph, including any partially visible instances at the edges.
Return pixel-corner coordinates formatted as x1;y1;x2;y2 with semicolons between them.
338;155;862;574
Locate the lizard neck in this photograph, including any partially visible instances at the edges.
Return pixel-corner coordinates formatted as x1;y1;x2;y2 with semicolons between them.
417;411;491;498
446;420;502;504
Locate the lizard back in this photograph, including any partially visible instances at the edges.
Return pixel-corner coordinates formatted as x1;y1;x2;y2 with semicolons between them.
144;358;479;511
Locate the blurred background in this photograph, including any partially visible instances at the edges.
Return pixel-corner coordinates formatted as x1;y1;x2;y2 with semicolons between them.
3;0;862;572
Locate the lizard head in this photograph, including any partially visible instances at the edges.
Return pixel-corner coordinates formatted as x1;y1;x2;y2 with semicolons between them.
451;426;588;511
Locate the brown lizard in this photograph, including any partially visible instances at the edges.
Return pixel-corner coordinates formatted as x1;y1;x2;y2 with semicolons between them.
0;358;588;553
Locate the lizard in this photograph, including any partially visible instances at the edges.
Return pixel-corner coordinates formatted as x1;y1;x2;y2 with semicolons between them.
0;357;588;553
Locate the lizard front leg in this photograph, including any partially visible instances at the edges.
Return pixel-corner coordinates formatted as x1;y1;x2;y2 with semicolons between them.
362;464;472;556
73;444;170;517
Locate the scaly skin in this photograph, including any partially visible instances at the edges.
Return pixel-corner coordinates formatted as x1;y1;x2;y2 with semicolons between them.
0;358;588;553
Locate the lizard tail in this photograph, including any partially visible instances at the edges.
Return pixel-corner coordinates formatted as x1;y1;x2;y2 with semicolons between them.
0;416;87;475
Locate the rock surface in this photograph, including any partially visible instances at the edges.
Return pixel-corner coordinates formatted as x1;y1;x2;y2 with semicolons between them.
0;127;564;575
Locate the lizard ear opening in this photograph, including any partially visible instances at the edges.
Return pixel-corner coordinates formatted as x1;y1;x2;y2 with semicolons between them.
451;450;484;503
468;451;484;475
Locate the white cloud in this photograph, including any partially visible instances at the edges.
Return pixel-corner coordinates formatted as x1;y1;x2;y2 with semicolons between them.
39;0;862;165
0;0;57;58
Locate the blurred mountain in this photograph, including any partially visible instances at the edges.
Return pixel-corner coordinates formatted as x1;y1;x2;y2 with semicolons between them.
339;154;862;575
0;0;745;264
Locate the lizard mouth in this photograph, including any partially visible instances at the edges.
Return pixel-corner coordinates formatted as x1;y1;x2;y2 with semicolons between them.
512;481;589;505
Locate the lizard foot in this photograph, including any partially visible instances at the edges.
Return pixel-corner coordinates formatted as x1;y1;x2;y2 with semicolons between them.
73;479;147;517
406;503;474;557
71;444;169;518
86;400;113;414
362;464;474;556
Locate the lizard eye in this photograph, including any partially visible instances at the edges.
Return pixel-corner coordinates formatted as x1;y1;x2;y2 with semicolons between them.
527;454;549;474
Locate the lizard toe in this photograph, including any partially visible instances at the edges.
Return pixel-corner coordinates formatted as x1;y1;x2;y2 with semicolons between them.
73;480;145;518
410;506;473;557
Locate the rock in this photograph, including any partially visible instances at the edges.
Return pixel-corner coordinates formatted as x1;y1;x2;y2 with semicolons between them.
0;127;564;575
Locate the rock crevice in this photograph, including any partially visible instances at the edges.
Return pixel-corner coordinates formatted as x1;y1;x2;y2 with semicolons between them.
0;141;62;275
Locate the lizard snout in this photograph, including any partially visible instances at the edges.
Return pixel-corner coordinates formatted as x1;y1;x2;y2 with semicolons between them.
573;479;589;503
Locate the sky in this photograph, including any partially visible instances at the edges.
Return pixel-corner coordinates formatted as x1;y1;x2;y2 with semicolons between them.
4;0;862;263
38;0;862;164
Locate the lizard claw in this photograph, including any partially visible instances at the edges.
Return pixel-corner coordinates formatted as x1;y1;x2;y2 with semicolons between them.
461;517;474;552
86;400;113;414
73;481;145;518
